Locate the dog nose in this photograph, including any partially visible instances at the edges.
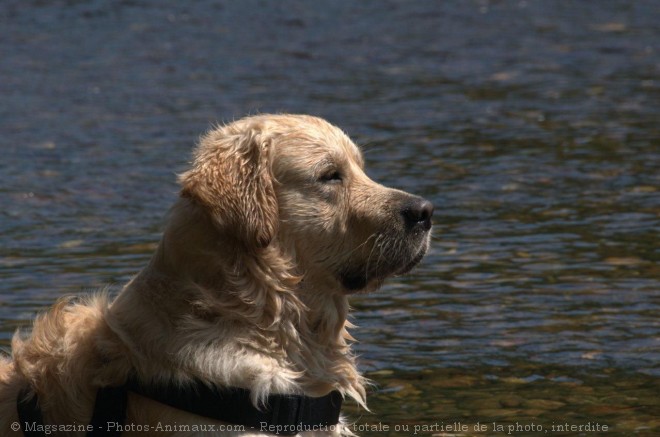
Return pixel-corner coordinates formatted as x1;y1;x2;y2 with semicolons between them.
401;197;434;230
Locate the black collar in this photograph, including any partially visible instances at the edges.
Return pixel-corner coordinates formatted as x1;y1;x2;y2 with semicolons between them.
17;377;343;436
126;377;343;435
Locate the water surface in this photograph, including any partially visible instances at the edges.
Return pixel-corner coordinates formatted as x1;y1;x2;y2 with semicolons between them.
1;1;658;435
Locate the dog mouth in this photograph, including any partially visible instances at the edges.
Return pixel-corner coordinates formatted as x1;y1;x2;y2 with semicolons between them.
393;245;427;276
338;233;430;293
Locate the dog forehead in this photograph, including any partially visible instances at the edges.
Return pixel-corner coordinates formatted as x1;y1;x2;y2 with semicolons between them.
274;120;363;167
337;135;364;166
319;134;362;165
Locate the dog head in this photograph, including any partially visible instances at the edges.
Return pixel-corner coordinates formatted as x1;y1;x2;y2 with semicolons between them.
179;114;432;294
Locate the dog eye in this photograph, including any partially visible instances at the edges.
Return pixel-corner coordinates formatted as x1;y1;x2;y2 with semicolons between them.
319;171;342;184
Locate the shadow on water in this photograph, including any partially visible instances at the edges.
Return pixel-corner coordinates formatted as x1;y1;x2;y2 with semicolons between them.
1;0;658;435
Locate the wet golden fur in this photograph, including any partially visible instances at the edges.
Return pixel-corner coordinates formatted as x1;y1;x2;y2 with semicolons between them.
0;115;431;436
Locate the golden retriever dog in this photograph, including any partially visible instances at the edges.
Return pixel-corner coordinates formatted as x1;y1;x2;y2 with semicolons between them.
0;114;433;436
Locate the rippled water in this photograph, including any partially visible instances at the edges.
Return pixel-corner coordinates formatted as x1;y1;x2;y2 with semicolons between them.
1;0;658;435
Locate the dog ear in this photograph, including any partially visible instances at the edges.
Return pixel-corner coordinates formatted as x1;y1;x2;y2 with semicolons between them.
178;125;278;248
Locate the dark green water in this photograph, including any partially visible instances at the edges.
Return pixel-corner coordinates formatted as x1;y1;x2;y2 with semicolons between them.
1;1;658;435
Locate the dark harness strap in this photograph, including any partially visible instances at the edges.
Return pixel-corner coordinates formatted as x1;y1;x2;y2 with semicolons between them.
16;387;45;437
17;385;127;437
17;379;342;436
87;386;128;437
126;377;343;435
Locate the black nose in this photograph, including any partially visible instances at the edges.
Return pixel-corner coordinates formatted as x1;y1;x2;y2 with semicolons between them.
401;197;434;231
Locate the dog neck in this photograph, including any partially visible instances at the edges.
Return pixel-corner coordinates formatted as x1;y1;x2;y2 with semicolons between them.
109;198;367;408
